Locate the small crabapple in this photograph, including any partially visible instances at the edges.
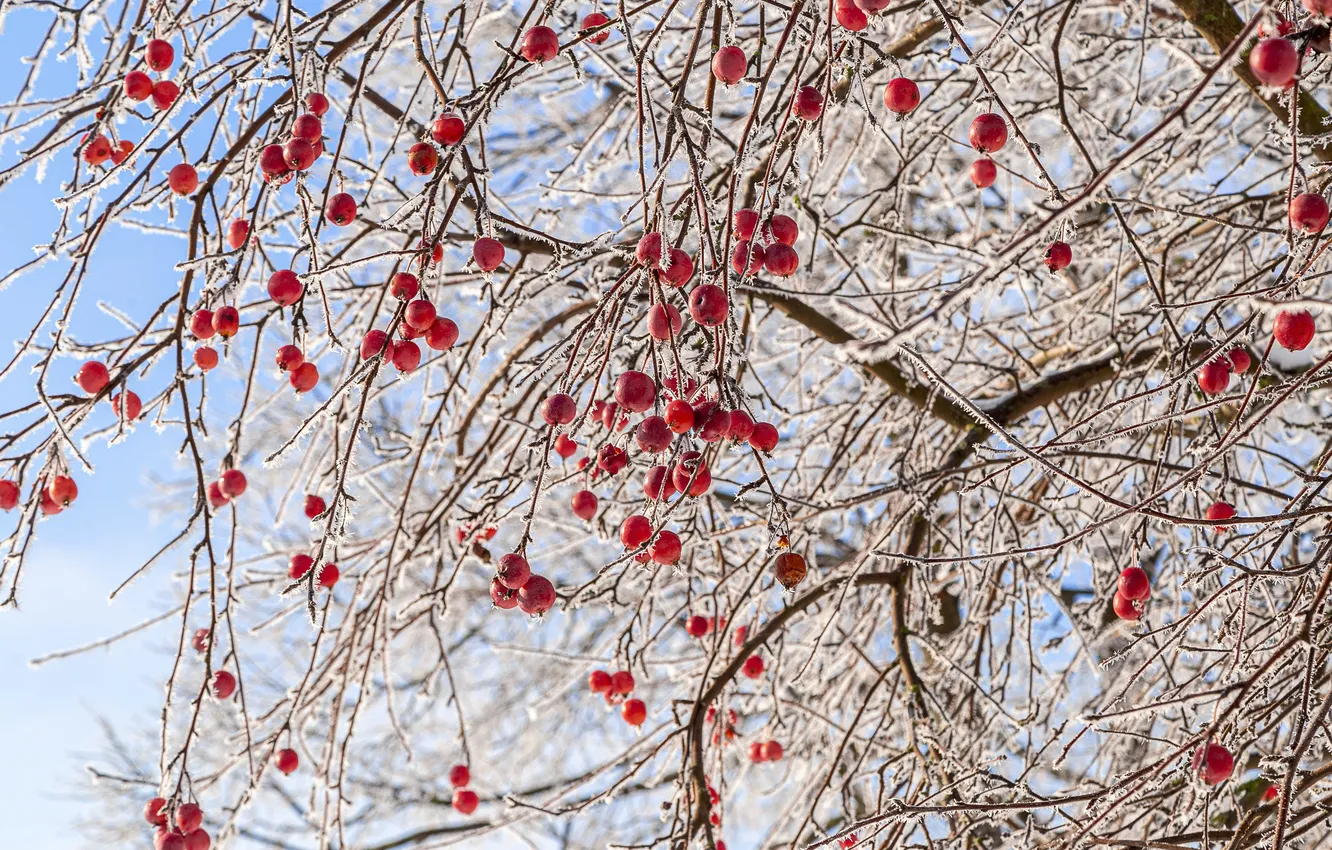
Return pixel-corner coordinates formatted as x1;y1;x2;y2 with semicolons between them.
48;475;78;506
792;86;824;121
661;249;694;286
490;576;519;609
1044;241;1072;272
521;26;560;62
689;284;728;327
1118;567;1151;602
1193;743;1235;785
0;480;17;511
1249;37;1299;88
290;362;319;392
1273;309;1315;351
712;46;746;84
146;39;175;71
620;514;653;549
571;489;598;520
589;670;612;693
773;552;807;589
1289;193;1329;234
151;80;179;111
449;764;471;788
305;92;330;116
275;345;304;373
317;563;339;587
884;78;920;114
749;422;778;452
622;698;647;725
647;303;683;340
741;655;764;678
970;158;998;189
431;113;465;145
649;529;682;565
452;789;479;814
268;270;303;306
582;12;612;44
497;553;532;589
517;574;556;614
473;237;505;271
426;317;459;351
610;670;635;694
211;670;237;699
325;192;357;226
635;231;664;267
124;71;154;101
1197;359;1230;395
685;615;710;637
408;142;438;175
193;347;218;371
275;748;299;775
541;393;578;425
76;361;110;394
635;416;673;453
168;163;198;195
968;113;1008;153
554;434;577;458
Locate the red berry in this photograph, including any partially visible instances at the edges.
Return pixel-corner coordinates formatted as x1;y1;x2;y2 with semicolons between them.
473;236;505;271
260;144;289;178
712;46;746;84
635;231;664;267
661;249;694;286
517;574;556;615
1227;348;1252;374
1197;359;1230;395
82;134;112;166
689;283;729;327
212;305;239;338
192;628;211;653
731;240;765;275
571;489;598;520
290;362;319;393
1192;743;1234;785
597;444;628;475
391;340;421;372
693;402;730;443
151;80;179;111
834;0;868;31
614;370;656;413
325;192;357;226
318;563;340;587
145;797;168;826
968;113;1008;153
1264;785;1279;802
207;482;228;510
647;303;683;340
303;494;326;520
146;38;175;71
275;748;299;775
685;614;709;637
1117;567;1151;602
292;113;322;142
190;309;216;340
305;92;330;116
1289;193;1329;234
749;741;766;763
0;480;16;511
589;669;612;693
764;243;799;277
792;86;824;121
741;655;764;678
884;78;920;114
542;393;578;425
1206;500;1236;532
765;214;798;246
664;399;695;433
358;330;389;362
582;12;612;44
426;317;459;351
76;361;110;394
1043;241;1072;272
452;788;479;814
610;670;635;694
635;415;673;453
125;71;154;101
622;698;647;725
1273;309;1315;352
283;138;316;171
168;163;198;195
219;468;247;498
970;158;998;189
1249;38;1299;87
1112;591;1142;621
497;553;531;589
193;347;219;371
157;830;187;850
408;142;438;175
644;465;677;501
490;576;519;609
554;434;577;458
111;390;141;420
672;452;711;496
521;25;560;62
431;113;465;145
727;410;754;442
761;740;783;761
749;422;778;452
449;764;471;788
405;299;437;330
48;475;78;506
289;554;314;580
110;139;134;166
620;515;653;549
649;529;682;565
268;270;303;306
275;345;304;373
733;208;758;240
773;552;807;589
211;670;236;699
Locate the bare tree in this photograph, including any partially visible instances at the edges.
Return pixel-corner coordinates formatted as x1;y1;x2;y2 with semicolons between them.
3;0;1332;847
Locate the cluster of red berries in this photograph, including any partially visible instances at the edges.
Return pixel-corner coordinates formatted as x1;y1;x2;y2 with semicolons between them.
187;306;241;373
0;474;80;516
356;272;461;376
188;630;239;700
588;669;647;725
448;764;479;815
748;739;784;763
205;469;247;513
288;553;340;588
707;51;825;125
143;798;211;850
258;93;332;187
727;208;802;279
1112;566;1151;622
488;553;556;615
82;39;181;169
74;359;144;422
1198;308;1315;397
705;705;738;745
